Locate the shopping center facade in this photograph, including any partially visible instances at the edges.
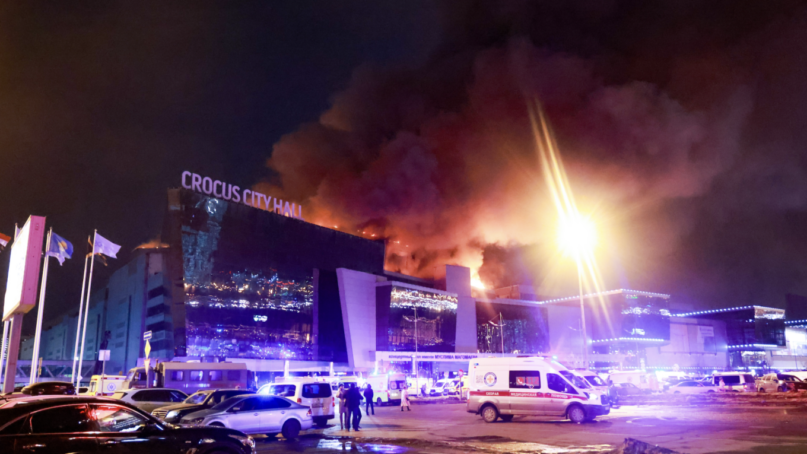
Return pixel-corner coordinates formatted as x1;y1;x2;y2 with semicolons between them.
19;187;807;379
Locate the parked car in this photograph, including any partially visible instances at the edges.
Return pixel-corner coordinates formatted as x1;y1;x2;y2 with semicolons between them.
712;372;756;392
1;381;76;400
666;381;716;394
757;373;807;393
0;395;255;454
443;379;461;396
181;394;312;439
259;378;334;427
428;379;451;396
110;387;188;413
152;388;254;423
614;382;647;397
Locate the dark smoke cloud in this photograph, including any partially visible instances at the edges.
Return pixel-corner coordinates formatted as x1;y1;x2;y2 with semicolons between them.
258;1;807;308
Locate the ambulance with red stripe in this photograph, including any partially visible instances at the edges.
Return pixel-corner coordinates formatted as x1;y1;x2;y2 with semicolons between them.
466;357;610;424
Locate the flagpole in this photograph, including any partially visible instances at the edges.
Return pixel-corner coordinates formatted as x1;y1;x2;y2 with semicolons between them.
77;230;97;387
71;238;90;386
0;321;8;390
2;224;19;389
29;228;53;385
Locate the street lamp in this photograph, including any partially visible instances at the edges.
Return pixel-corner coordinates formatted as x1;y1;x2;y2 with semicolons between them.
557;212;596;369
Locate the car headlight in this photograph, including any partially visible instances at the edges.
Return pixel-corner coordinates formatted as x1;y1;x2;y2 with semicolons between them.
230;434;255;449
166;410;179;420
187;417;205;426
589;393;597;401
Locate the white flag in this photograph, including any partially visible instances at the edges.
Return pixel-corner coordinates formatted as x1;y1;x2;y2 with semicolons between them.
94;233;121;259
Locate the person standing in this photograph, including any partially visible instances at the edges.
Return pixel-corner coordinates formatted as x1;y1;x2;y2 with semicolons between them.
363;384;375;415
337;385;349;430
347;385;363;430
400;386;411;411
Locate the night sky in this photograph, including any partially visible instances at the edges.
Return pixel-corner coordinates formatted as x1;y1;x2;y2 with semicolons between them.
2;1;807;332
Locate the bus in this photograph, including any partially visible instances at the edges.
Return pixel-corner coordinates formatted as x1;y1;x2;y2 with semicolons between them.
122;361;248;392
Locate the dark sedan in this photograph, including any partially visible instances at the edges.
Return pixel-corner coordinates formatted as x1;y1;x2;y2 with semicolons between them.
0;396;255;454
1;381;76;400
152;388;254;423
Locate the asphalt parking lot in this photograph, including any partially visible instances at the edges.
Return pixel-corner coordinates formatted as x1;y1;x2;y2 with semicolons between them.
254;399;807;454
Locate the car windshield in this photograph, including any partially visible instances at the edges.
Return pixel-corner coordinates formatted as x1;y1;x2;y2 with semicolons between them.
559;371;590;389
584;375;606;386
184;391;211;404
211;396;244;411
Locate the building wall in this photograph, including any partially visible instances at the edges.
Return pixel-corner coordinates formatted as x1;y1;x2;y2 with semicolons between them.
337;268;379;369
645;318;728;370
446;265;477;353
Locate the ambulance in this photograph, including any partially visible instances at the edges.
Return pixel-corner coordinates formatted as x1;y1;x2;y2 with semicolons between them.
466;357;610;424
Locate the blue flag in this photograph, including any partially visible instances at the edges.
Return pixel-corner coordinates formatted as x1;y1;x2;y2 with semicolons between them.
48;232;73;265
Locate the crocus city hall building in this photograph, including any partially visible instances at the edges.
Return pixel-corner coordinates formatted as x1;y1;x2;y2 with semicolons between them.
23;177;807;378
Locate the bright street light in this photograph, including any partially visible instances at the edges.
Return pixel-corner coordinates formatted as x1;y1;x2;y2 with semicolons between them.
557;212;596;369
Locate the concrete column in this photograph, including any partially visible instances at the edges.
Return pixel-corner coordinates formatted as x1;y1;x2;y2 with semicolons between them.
446;265;477;353
3;314;24;393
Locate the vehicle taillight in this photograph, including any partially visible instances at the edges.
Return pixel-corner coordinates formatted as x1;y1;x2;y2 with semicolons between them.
332;398;335;407
298;398;302;403
307;409;312;416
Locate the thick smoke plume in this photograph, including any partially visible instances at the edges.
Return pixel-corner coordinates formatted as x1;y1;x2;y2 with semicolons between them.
257;2;807;307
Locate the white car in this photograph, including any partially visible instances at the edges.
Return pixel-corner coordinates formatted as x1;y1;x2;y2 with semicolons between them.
181;394;312;439
667;381;716;394
258;379;334;427
110;388;188;413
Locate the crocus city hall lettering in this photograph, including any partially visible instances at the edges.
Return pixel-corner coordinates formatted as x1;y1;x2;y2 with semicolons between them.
181;171;304;220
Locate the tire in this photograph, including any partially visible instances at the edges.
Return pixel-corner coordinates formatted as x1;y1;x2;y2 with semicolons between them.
377;397;382;406
500;414;514;422
282;419;301;439
314;417;328;428
481;404;499;423
567;405;586;424
759;388;765;393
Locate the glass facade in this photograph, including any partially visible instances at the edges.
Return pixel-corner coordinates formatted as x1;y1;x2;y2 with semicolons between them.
376;285;458;352
179;196;314;360
588;294;671;342
166;189;385;361
476;302;549;354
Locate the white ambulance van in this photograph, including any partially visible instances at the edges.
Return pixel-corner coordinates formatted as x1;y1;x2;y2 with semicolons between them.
466;357;610;424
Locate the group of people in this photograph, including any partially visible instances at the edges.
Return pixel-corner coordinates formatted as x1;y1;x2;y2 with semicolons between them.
336;384;411;431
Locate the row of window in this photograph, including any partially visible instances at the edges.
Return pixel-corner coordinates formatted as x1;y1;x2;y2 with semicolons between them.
168;370;242;382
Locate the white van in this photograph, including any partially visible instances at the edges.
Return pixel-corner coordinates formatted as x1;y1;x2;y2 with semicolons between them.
608;371;659;391
712;372;756;392
571;370;609;394
364;373;407;405
83;374;126;396
428;379;451;397
466;357;610;424
259;378;335;427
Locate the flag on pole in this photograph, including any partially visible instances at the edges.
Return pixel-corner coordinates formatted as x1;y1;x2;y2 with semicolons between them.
47;232;73;265
94;233;121;259
0;233;10;249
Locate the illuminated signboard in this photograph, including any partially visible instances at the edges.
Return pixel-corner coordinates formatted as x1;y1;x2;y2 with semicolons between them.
181;171;303;220
3;216;46;321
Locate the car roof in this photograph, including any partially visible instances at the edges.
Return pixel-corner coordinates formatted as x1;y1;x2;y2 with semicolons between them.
0;396;149;425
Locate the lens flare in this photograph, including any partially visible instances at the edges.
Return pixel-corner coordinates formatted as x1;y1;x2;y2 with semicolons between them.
557;213;596;258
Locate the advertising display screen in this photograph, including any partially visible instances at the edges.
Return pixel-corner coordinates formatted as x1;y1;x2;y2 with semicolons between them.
383;286;458;352
3;216;45;321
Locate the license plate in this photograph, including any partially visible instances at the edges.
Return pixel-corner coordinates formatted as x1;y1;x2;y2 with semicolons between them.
312;402;324;408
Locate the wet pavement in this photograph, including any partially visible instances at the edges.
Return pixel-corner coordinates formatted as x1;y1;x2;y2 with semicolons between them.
252;401;807;454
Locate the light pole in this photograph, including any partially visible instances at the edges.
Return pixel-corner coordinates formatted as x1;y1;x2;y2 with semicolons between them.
557;213;595;370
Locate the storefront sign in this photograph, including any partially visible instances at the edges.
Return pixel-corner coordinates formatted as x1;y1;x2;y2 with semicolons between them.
375;351;482;362
181;171;303;220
